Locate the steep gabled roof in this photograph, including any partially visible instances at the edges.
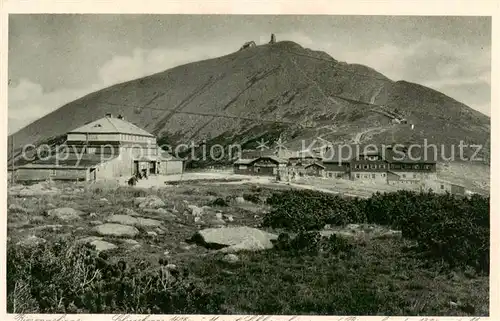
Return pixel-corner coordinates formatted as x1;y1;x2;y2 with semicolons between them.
305;162;326;169
69;117;154;137
234;158;257;165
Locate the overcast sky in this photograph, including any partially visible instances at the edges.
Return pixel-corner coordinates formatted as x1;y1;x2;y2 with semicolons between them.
8;15;491;134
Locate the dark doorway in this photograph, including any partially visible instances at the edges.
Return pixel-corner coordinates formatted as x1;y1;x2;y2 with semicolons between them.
134;161;139;176
90;168;96;181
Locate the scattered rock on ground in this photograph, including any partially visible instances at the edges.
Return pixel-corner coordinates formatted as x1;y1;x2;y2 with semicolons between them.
106;214;162;228
16;236;47;248
78;236;103;244
223;214;234;222
30;216;46;223
207;218;226;227
89;240;117;252
47;207;83;221
188;205;204;217
215;212;223;220
124;208;140;216
222;254;240;263
122;239;139;245
11;183;60;197
147;231;158;237
166;264;177;271
94;223;140;238
90;220;103;226
137;217;163;227
8;204;30;214
190;226;278;252
155;227;165;235
235;196;246;204
106;214;138;226
135;195;165;209
32;224;65;232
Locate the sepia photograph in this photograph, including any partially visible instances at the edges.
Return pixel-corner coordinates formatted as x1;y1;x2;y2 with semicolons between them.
5;12;491;316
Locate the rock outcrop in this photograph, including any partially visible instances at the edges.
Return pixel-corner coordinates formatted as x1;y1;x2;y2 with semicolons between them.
190;226;278;252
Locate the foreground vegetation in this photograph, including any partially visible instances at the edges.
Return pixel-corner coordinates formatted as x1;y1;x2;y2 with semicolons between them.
6;182;489;315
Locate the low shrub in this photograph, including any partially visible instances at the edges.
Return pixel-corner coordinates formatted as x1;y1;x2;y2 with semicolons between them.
210;197;229;207
274;232;354;257
7;239;224;314
243;193;261;204
264;189;490;273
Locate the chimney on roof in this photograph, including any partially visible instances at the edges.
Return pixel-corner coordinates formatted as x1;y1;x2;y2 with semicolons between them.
117;114;124;120
105;113;112;118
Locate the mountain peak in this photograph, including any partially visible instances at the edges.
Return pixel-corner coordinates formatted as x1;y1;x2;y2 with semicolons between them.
10;39;489;163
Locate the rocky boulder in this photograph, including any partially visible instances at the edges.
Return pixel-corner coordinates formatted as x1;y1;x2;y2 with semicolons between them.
190;226;278;252
16;236;47;248
221;253;240;264
94;223;140;238
47;207;83;221
89;240;118;252
134;195;165;209
106;214;163;228
188;205;204;217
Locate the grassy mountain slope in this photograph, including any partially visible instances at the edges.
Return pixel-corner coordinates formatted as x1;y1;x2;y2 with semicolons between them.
9;40;490;162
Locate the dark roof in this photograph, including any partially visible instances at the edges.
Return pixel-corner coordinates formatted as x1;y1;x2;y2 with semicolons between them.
289;155;322;160
305;162;326;169
265;156;288;164
233;155;287;165
321;144;437;164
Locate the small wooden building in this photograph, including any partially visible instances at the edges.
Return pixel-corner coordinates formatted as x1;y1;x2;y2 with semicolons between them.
233;156;288;176
15;114;183;182
304;163;325;177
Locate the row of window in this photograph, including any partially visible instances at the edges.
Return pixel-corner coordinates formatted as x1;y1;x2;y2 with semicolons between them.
354;164;386;170
355;173;386;179
327;173;343;178
80;146;159;155
122;134;153;142
353;163;433;170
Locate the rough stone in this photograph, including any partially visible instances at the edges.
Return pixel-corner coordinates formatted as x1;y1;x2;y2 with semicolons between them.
8;204;30;214
106;214;162;228
223;214;234;222
135;195;165;209
222;253;240;263
147;231;158;237
89;240;117;252
94;223;140;238
191;226;278;252
136;217;162;227
124;208;140;216
215;212;223;220
30;216;46;223
106;214;138;226
16;236;47;248
47;207;83;221
89;220;103;226
122;239;139;246
188;205;204;217
155;227;166;235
